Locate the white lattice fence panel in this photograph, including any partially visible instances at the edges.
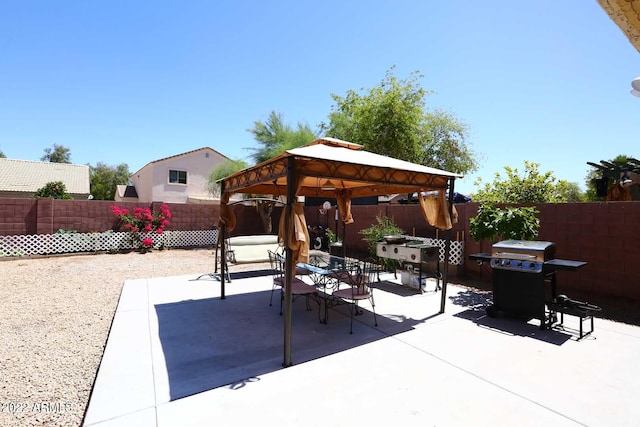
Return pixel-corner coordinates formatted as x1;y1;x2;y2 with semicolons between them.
163;230;218;248
403;235;465;265
0;230;219;257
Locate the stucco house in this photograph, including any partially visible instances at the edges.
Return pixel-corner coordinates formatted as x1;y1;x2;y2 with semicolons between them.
117;147;229;203
0;158;90;199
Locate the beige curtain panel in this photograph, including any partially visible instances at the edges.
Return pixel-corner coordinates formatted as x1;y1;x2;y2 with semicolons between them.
218;192;237;231
418;190;458;231
278;202;310;267
334;188;355;224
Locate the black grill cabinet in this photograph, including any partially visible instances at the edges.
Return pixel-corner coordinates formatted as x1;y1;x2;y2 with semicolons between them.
470;240;587;329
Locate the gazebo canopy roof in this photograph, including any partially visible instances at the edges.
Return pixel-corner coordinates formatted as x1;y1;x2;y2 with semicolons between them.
221;137;462;199
597;0;640;53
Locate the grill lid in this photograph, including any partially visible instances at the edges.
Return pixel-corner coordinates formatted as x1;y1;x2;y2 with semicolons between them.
491;240;556;262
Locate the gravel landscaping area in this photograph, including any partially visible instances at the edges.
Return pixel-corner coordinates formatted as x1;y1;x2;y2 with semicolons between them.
0;248;240;427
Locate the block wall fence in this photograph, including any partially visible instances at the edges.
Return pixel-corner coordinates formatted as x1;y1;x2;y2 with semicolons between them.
1;198;638;303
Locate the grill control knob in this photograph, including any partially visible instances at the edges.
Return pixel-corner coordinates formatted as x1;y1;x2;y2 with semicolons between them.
529;263;536;269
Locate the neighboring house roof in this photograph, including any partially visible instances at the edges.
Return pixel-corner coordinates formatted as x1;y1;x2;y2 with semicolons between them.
132;147;229;176
0;158;90;195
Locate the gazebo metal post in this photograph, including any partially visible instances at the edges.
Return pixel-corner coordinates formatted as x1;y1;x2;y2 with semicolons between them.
342;221;346;258
220;224;226;300
283;157;295;367
220;181;227;300
439;177;455;314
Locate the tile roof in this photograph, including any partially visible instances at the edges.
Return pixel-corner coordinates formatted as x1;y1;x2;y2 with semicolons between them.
0;158;90;194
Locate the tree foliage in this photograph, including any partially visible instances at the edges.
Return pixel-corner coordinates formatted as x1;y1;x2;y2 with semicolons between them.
422;110;477;175
472;161;583;204
324;68;426;163
555;180;586;203
0;149;5;158
247;111;317;164
322;67;478;175
33;181;72;199
41;144;71;163
469;204;540;242
207;159;249;197
90;162;131;200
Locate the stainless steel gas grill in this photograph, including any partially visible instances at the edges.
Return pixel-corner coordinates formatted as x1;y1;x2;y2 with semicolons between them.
470;240;589;330
376;236;440;291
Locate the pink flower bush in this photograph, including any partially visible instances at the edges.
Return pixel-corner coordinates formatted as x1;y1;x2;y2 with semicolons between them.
111;204;172;251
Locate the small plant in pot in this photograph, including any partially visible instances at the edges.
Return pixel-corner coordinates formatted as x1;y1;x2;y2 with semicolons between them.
359;215;404;272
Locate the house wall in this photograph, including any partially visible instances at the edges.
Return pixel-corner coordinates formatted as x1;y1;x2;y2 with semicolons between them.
132;149;227;203
130;167;154;203
1;198;638;305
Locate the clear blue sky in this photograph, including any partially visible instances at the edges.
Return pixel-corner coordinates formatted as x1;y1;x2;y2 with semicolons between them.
1;1;639;195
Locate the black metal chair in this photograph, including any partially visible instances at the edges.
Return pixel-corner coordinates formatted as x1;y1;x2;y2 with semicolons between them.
331;258;379;333
268;250;318;315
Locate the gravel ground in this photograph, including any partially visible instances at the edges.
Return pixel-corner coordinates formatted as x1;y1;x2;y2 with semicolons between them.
0;248;250;427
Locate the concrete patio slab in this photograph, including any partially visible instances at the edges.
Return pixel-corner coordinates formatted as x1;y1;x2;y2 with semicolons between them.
83;268;640;427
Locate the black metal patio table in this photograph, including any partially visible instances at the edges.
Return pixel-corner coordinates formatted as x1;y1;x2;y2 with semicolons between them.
297;254;354;324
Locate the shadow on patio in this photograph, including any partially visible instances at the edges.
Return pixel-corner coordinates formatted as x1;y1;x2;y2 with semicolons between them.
154;285;429;401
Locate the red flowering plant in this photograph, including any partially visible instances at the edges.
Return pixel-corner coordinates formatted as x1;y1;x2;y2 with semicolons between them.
111;204;172;251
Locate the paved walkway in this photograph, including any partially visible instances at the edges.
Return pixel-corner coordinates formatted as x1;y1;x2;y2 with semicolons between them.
83;268;640;426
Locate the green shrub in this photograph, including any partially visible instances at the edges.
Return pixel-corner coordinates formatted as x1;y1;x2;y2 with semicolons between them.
469;204;540;242
33;181;72;199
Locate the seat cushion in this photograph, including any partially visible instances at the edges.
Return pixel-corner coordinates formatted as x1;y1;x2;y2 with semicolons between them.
290;280;318;295
333;288;370;300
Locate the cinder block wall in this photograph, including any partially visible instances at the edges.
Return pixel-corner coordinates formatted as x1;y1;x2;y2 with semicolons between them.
305;202;640;303
0;199;38;235
1;198;639;303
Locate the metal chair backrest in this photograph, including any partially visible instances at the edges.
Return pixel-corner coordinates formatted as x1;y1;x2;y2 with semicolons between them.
346;258;377;291
268;250;284;277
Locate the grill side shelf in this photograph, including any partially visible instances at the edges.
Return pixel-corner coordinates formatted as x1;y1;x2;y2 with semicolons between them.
545;259;587;271
469;253;492;263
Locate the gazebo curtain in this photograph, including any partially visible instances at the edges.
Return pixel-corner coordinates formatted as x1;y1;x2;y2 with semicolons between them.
334;188;354;224
277;202;310;267
276;174;310;272
218;192;237;231
418;190;458;231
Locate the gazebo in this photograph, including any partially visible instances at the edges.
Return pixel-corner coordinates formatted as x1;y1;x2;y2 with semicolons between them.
217;137;462;366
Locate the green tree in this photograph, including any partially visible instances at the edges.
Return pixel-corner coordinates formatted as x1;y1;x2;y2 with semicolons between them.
41;144;71;163
422;110;478;174
322;67;478;175
33;181;72;199
555;180;586;203
207;159;249;197
247;111;317;163
469;204;540;242
0;149;5;158
472;161;583;204
90;162;131;200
